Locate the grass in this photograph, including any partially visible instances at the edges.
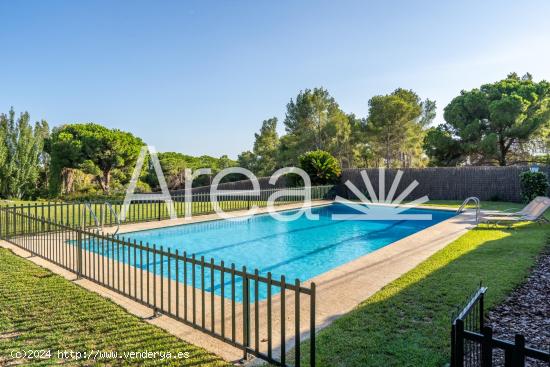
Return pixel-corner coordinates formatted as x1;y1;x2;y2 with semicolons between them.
0;247;230;366
420;199;524;211
293;200;549;366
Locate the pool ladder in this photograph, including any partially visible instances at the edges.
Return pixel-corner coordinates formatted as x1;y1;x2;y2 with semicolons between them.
457;197;480;223
82;202;120;235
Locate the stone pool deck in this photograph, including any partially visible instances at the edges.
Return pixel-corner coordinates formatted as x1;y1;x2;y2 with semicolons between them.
0;202;477;364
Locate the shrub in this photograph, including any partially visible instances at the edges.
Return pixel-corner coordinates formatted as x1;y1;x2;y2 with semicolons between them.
519;171;549;202
299;150;341;185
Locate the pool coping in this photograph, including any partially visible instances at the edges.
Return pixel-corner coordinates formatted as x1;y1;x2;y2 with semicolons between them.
0;201;477;364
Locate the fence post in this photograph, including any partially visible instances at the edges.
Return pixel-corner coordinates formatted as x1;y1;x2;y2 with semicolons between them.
295;279;301;367
504;348;513;367
481;326;493;367
455;319;465;367
77;230;83;278
479;289;485;330
451;322;456;367
310;282;316;367
243;271;250;360
513;334;526;367
158;201;161;221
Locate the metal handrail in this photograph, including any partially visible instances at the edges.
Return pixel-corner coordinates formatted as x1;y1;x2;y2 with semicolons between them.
82;202;100;229
104;201;120;235
457;196;480;222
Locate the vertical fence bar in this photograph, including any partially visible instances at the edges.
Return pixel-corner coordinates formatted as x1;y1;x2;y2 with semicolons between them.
201;256;205;329
210;258;215;333
254;269;259;355
295;279;301;367
456;318;465;367
310;282;316;367
77;230;83;278
481;326;492;367
192;254;196;325
167;248;172;314
479;291;485;330
513;334;526;367
175;249;179;319
242;266;249;360
267;272;273;361
153;244;157;311
220;260;225;339
280;275;286;367
147;243;151;306
504;348;513;367
184;252;188;322
231;263;236;342
160;246;164;312
140;241;144;302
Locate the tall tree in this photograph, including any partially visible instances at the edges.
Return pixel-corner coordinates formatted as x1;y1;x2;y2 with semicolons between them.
252;118;279;176
283;88;351;165
0;108;49;198
48;123;144;194
237;150;259;175
441;73;550;166
46;126;85;195
366;89;432;168
347;113;374;168
238;117;280;176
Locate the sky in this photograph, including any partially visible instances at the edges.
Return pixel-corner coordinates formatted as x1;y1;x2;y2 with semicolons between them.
1;0;550;159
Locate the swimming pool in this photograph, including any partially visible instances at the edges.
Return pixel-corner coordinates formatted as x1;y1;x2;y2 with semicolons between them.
112;203;455;300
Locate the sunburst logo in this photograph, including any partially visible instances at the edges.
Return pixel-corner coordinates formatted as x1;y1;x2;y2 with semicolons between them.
332;168;432;220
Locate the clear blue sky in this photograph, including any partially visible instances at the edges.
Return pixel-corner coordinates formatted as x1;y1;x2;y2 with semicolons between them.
1;0;550;159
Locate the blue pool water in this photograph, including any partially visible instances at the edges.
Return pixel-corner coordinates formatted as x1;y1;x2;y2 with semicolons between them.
102;203;454;301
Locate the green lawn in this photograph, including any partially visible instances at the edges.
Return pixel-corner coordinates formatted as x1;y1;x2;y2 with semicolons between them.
0;247;230;366
293;200;549;366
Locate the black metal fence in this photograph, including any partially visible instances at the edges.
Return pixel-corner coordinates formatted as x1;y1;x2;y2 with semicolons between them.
0;185;334;234
0;190;324;366
451;286;549;367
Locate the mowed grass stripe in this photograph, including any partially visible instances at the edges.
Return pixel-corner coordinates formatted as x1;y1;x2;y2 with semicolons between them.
0;247;230;366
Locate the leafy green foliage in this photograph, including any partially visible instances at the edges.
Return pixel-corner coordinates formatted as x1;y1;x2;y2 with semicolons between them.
145;152;238;189
366;89;434;168
238;117;279;176
423;125;464;166
299;150;341;185
240;87;434;171
47;123;144;194
438;73;550;166
0;108;49;199
519;171;549;202
283;88;352;166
